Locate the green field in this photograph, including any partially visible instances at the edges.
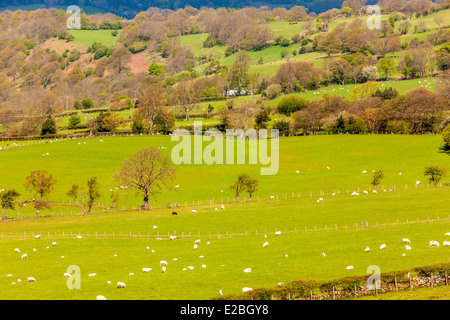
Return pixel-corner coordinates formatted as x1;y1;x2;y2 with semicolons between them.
68;29;121;48
1;132;450;299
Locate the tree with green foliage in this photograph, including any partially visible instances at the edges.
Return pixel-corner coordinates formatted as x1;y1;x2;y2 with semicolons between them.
67;177;102;214
424;166;447;187
371;170;384;188
68;114;82;129
24;170;57;216
41;118;57;135
82;98;94;109
147;62;166;76
0;189;20;220
442;124;450;150
377;57;396;80
230;174;259;201
277;96;308;116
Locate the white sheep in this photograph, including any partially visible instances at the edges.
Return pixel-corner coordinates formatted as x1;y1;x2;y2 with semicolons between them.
405;245;411;250
242;287;253;292
21;254;27;259
380;244;386;250
14;248;20;253
372;190;377;194
117;282;126;288
192;209;197;213
402;238;411;244
28;277;36;282
363;190;369;195
194;244;198;250
88;273;96;277
195;239;201;244
429;241;440;248
443;241;450;247
445;233;450;236
219;290;223;295
263;242;269;248
52;242;57;246
269;196;275;200
96;295;107;300
322;252;326;257
365;247;370;253
64;273;71;278
202;265;206;268
346;266;354;270
275;231;281;236
35;235;40;239
221;204;225;210
188;266;194;270
351;192;359;196
160;260;168;266
243;268;251;273
153;226;157;230
146;246;150;251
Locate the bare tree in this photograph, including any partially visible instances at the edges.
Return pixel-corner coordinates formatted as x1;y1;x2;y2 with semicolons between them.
114;147;176;210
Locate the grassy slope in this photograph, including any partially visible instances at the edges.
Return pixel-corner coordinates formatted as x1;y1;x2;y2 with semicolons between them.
68;29;121;48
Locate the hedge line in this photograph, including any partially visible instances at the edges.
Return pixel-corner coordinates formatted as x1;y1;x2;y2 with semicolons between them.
210;262;450;300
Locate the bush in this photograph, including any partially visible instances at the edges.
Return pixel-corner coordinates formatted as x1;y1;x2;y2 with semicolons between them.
68;114;82;129
277;96;308;116
272;119;291;136
41;118;57;135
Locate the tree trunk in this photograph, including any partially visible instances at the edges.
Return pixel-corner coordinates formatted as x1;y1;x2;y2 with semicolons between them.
2;207;5;220
142;192;150;210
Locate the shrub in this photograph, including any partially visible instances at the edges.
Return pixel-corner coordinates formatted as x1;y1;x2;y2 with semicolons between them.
277;96;308;116
272;119;291;136
41;118;57;135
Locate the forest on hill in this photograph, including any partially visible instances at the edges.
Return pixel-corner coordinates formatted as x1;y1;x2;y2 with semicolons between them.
0;0;449;139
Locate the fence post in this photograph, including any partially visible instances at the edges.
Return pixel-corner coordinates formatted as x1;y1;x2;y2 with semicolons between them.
354;284;357;298
446;271;448;286
394;277;398;292
332;287;335;300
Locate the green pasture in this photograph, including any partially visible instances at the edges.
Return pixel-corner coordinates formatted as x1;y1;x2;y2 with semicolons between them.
68;29;121;48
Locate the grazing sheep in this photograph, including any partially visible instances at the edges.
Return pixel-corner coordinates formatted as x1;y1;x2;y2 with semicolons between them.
275;231;281;236
242;287;253;292
346;266;354;270
27;277;36;282
195;239;201;244
219;290;223;295
153;226;157;230
215;208;218;211
76;235;82;239
160;260;168;266
380;244;386;250
365;247;370;253
52;242;57;246
202;265;206;268
363;190;369;195
192;209;197;213
443;241;450;247
372;190;377;194
263;242;269;248
64;273;71;278
117;282;126;288
269;196;275;200
88;273;97;277
170;235;176;240
243;268;251;273
21;254;27;259
351;192;359;196
445;233;450;236
14;248;20;253
405;245;411;250
193;244;198;250
35;235;40;239
221;204;225;210
146;246;150;251
429;241;440;248
322;252;326;257
96;295;107;300
187;266;194;270
402;238;411;244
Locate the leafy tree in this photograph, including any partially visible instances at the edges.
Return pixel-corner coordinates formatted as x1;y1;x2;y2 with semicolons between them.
273;119;291;136
230;174;259;201
277;96;308;116
82;98;94;109
424;166;447;187
67;177;102;214
24;170;57;216
102;112;124;133
442;124;450;151
147;62;166;76
377;57;396;80
68;114;82;129
255;106;271;129
41;118;57;135
371;170;384;188
0;189;20;220
114;147;176;210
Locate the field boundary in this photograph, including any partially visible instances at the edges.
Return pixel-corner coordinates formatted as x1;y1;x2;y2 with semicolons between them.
1;214;449;241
